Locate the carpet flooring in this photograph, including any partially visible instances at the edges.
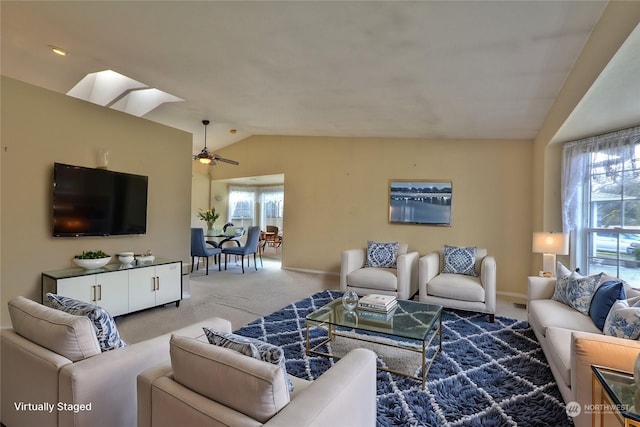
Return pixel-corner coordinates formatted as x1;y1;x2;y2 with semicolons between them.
235;290;574;427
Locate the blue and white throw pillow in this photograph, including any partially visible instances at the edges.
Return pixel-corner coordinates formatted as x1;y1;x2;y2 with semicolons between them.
47;293;126;352
203;328;294;393
556;262;573;279
442;245;477;276
551;271;603;315
365;241;399;268
603;296;640;339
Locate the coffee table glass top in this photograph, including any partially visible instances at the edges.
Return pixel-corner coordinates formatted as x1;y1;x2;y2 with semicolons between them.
306;298;442;341
592;365;640;422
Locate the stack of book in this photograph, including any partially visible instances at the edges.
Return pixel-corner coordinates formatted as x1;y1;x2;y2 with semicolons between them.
357;294;397;313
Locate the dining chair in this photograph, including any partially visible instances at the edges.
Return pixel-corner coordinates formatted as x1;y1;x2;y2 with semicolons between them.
222;226;262;273
190;228;222;275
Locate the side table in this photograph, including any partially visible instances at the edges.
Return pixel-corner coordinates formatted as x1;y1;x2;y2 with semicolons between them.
592;365;640;427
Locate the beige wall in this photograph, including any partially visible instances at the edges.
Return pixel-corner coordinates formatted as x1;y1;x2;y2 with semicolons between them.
209;135;533;297
191;162;211;228
530;2;640;272
0;77;193;325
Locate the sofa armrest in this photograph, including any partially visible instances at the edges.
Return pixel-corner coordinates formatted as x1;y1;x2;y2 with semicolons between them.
340;249;366;290
418;252;440;298
396;251;419;300
58;317;231;427
138;361;174;427
527;276;556;303
480;255;497;314
571;331;640;427
266;348;377;427
1;329;72;427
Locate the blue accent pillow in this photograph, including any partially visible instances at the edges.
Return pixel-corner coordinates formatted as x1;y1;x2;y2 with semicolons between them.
365;241;399;268
442;245;477;276
47;293;126;352
589;280;626;330
203;328;293;393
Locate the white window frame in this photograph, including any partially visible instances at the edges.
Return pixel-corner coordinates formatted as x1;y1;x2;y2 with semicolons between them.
227;185;284;232
562;126;640;285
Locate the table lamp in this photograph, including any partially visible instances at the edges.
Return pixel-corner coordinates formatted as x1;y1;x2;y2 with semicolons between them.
532;232;569;277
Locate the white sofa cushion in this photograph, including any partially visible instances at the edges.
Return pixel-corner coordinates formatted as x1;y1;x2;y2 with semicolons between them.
8;296;101;362
347;267;398;291
544;327;573;388
528;299;601;337
428;273;485;302
169;334;290;423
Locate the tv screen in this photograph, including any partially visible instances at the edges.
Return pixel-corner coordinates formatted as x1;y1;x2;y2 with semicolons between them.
53;163;148;237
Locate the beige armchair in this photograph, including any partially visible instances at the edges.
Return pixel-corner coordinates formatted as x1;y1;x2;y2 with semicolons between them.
418;247;496;322
0;296;231;427
137;335;377;427
340;242;419;300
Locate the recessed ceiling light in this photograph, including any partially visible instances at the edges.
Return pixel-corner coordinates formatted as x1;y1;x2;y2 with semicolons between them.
49;45;69;56
230;129;237;134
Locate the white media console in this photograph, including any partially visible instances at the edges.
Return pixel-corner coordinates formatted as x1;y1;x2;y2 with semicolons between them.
42;258;182;317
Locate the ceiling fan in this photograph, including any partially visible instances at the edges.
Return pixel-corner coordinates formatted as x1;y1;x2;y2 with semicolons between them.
194;120;239;166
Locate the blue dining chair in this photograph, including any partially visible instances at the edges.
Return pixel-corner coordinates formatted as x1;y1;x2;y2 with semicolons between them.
191;228;222;275
222;226;262;273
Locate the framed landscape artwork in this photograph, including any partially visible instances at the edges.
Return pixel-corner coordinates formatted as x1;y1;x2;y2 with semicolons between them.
389;180;452;226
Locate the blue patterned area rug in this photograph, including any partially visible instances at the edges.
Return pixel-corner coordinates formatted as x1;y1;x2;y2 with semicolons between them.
235;290;574;426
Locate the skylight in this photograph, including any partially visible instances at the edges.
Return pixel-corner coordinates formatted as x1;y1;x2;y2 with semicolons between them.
110;88;183;117
66;70;182;116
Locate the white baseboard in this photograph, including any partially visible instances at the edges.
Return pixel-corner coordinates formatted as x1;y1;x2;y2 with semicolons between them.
496;290;527;301
281;267;339;276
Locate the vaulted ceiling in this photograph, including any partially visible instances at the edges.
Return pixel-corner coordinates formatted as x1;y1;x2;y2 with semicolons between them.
2;1;638;152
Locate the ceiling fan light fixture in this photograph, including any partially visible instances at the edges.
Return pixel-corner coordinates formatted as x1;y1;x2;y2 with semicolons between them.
193;119;239;166
49;45;69;56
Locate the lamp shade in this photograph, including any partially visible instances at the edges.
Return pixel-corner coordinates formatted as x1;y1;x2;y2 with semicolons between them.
532;232;569;255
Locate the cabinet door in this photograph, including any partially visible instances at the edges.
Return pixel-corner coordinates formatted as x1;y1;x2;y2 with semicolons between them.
56;276;96;304
155;263;181;306
95;271;129;317
128;266;157;312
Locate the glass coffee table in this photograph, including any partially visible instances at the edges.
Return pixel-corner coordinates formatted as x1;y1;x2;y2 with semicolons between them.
306;298;443;389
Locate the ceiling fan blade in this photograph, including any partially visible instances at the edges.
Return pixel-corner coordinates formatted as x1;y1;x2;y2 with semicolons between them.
209;159;217;165
214;156;240;165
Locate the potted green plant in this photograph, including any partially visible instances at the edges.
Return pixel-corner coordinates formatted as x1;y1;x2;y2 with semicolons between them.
73;250;111;269
197;208;220;233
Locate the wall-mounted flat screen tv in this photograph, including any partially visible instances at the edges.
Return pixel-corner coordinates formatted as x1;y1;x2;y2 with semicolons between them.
52;163;148;237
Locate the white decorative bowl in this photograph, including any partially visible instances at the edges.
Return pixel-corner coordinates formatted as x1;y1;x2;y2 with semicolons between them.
118;253;135;264
73;257;111;270
136;255;155;263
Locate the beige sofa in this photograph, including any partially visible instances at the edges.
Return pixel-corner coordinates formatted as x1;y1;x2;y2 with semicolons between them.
137;335;377;427
527;276;640;427
1;296;230;427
